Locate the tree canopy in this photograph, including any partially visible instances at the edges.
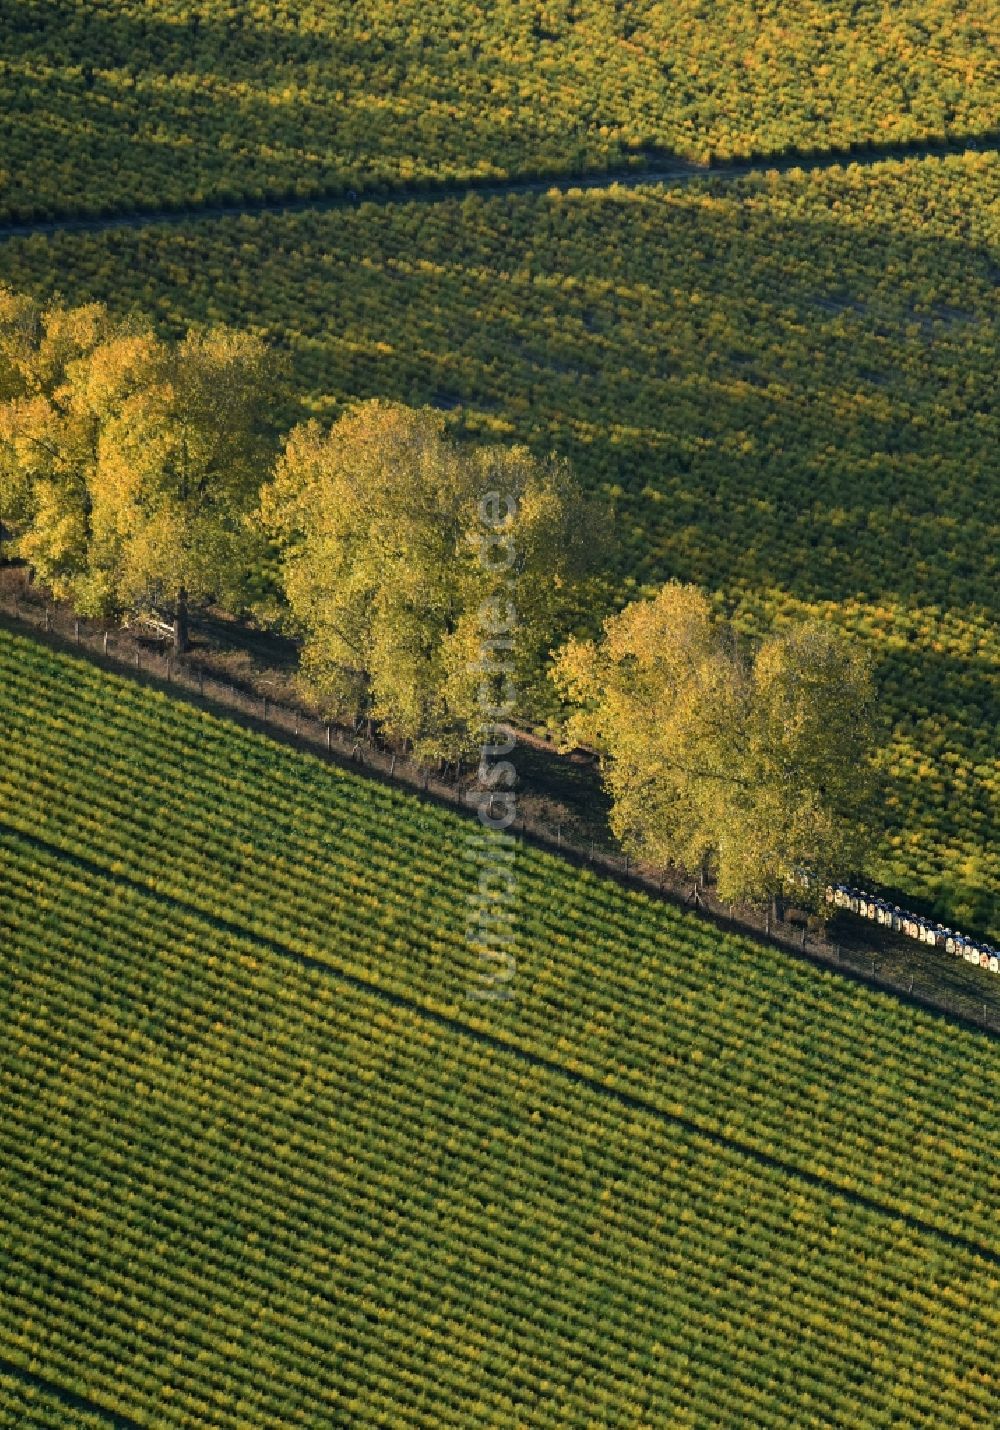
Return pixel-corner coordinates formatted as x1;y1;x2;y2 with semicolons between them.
0;288;114;601
261;399;601;759
0;286;274;645
87;324;273;646
553;581;879;911
1;283;882;905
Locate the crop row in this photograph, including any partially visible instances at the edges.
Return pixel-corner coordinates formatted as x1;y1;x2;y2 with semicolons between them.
0;635;992;1065
1;835;998;1427
1;629;998;1248
3;1;998;221
1;155;996;933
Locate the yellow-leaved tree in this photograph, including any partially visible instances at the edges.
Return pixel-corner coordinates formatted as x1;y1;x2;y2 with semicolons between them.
87;325;274;649
0;287;116;601
261;400;601;759
552;581;878;916
1;283;275;648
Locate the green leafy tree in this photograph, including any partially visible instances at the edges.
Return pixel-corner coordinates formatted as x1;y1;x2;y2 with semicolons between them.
262;400;599;759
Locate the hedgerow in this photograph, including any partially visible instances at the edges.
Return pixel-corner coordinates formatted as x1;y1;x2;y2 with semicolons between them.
1;0;998;221
2;153;996;934
0;627;999;1425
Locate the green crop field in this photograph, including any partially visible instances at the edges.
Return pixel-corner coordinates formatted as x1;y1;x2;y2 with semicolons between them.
1;0;998;222
1;626;999;1425
2;152;997;937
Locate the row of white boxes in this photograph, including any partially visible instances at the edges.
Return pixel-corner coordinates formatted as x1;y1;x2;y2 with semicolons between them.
826;884;999;973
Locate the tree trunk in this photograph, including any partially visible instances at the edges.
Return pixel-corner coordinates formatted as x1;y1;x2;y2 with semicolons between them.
174;586;190;654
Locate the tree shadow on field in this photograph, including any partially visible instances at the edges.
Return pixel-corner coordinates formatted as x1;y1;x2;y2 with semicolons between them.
2;164;999;942
867;636;1000;933
132;185;991;629
1;3;382;217
3;177;996;628
0;4;400;216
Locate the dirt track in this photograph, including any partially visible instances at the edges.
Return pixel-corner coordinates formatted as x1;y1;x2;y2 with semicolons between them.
0;131;996;243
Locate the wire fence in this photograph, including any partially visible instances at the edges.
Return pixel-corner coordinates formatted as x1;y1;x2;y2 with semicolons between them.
3;579;999;1038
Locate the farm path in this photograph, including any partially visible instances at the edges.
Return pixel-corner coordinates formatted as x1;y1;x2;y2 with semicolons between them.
0;131;996;243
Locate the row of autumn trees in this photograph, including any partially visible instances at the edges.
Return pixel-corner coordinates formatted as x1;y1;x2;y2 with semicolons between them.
0;289;878;911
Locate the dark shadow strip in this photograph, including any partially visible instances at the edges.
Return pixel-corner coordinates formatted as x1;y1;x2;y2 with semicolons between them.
0;133;996;242
0;1352;145;1430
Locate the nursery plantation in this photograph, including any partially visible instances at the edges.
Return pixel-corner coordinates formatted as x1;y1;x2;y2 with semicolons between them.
2;0;998;222
4;7;1000;1424
2;153;997;936
1;626;1000;1426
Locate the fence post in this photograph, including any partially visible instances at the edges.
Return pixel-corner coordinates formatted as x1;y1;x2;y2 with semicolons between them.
135;649;140;671
103;631;109;655
45;607;51;632
326;723;332;751
263;696;268;721
389;753;396;776
198;670;204;696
